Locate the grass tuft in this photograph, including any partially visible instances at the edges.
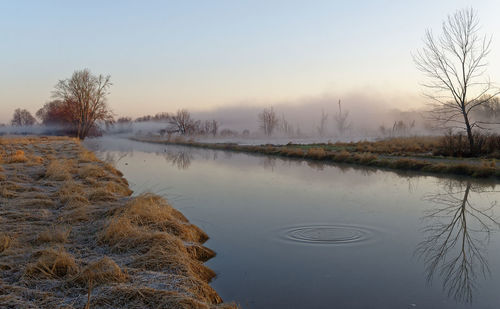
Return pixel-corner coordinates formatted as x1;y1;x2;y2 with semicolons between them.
36;226;71;244
120;193;208;242
0;233;12;253
78;150;99;163
87;188;117;202
57;181;89;206
72;257;127;287
78;165;106;179
99;217;184;254
131;244;216;282
25;248;79;279
102;181;133;196
7;150;28;163
45;160;73;181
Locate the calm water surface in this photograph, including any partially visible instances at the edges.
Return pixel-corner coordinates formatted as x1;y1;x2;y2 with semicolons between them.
85;137;500;309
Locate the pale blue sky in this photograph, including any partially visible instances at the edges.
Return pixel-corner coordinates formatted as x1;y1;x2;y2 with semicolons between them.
1;0;500;122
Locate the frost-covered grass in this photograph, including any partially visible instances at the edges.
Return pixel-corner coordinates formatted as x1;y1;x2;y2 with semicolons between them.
0;136;235;308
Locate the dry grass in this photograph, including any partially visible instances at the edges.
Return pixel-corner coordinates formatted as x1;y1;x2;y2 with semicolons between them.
25;248;79;279
306;147;327;159
0;136;234;308
72;257;128;287
57;181;89;205
131;244;216;282
90;286;215;309
102;181;133;196
333;150;351;161
6;150;28;163
353;152;378;164
117;193;208;242
187;244;216;262
353;136;440;155
45;159;73;181
60;207;90;223
78;149;99;163
99;217;184;253
0;233;12;253
281;147;305;157
36;226;71;244
103;162;124;177
87;187;118;202
25;154;44;166
0;187;17;198
78;165;106;179
18;198;56;208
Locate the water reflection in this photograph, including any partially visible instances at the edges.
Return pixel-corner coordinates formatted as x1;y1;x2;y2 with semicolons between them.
260;157;277;170
416;181;500;304
164;151;192;170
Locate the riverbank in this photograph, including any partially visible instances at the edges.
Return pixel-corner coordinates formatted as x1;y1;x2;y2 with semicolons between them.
131;136;500;180
0;136;235;308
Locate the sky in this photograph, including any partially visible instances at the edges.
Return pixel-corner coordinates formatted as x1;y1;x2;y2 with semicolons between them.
1;0;500;123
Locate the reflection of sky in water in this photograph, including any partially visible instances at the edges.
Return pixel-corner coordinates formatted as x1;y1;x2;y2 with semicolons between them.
86;137;500;309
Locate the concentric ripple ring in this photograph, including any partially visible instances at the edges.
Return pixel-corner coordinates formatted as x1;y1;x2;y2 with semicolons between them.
280;225;373;245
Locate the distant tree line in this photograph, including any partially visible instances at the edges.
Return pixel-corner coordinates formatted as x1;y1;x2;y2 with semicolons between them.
257;100;352;137
133;109;220;137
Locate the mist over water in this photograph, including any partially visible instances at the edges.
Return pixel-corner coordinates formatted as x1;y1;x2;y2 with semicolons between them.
192;93;429;136
104;92;435;145
0;124;68;136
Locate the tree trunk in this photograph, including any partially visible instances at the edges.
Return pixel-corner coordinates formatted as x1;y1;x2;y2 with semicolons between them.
462;112;474;155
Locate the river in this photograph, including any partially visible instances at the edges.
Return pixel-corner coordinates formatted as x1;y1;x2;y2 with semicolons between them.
85;137;500;309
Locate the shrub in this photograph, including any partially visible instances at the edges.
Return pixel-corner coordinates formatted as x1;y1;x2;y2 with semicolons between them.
333;150;351;162
306;148;327;159
436;131;500;157
353;152;378;164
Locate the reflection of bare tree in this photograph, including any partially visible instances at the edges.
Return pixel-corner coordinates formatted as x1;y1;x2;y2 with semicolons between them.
260;157;277;171
103;151;130;166
163;151;192;170
307;161;325;171
416;181;500;304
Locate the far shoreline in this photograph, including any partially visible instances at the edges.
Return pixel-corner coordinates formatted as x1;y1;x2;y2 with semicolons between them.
129;136;500;181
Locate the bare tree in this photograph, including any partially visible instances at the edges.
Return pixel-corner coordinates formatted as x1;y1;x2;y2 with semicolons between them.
166;109;198;135
52;69;113;139
317;109;328;136
279;113;294;136
219;128;238;137
210;120;219;136
202;119;219;136
333;100;351;135
414;8;499;153
11;108;36;126
258;107;279;136
392;119;416;136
